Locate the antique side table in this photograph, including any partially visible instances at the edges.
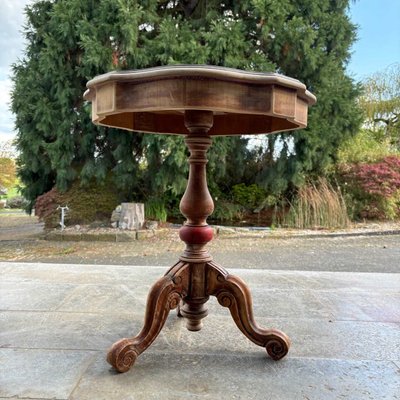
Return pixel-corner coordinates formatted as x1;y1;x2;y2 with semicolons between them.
84;65;316;373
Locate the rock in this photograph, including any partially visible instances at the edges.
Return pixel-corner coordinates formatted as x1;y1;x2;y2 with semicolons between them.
136;230;155;240
235;227;251;233
111;210;121;223
119;203;145;231
80;233;116;242
145;220;158;230
75;225;81;231
62;233;82;241
116;232;137;242
217;226;236;235
44;232;64;241
89;220;107;228
110;204;123;227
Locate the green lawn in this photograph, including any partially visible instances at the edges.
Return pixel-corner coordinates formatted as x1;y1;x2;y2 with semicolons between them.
0;208;23;212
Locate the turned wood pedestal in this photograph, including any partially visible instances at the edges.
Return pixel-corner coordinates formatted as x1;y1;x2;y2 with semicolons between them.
84;65;316;373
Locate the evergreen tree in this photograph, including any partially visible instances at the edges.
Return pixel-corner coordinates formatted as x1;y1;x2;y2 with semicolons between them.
12;0;145;211
247;0;362;193
12;0;361;212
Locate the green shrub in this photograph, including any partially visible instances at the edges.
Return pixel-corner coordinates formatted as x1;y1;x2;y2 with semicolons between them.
212;200;244;222
7;196;29;209
232;183;266;210
337;129;398;164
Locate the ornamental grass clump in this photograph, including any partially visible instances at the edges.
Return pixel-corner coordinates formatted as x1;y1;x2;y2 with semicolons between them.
145;197;168;223
282;178;350;229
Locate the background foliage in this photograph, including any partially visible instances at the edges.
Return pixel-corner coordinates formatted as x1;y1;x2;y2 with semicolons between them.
0;158;17;190
338;156;400;220
335;64;400;221
358;63;400;151
35;179;120;228
11;0;363;225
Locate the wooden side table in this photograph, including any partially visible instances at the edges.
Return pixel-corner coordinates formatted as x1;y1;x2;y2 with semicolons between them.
84;65;316;373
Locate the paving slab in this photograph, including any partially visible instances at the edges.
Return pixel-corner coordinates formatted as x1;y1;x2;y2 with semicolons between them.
0;262;164;285
68;353;400;400
0;281;76;311
0;348;95;399
147;314;400;363
0;311;141;350
0;261;399;400
2;310;399;362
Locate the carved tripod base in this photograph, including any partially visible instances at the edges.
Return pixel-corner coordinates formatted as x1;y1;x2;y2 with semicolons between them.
107;259;290;373
107;111;290;373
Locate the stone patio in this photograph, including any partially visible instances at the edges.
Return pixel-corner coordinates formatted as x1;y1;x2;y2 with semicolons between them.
0;261;399;399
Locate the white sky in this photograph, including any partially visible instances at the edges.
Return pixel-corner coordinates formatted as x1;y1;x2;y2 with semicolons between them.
0;0;399;145
0;0;34;143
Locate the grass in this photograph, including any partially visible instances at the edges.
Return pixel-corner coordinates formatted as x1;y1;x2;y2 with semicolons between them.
0;212;38;229
280;178;350;229
57;246;77;255
145;198;168;222
0;208;25;214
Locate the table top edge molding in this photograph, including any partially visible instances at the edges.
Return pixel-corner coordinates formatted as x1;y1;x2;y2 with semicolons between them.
85;65;316;105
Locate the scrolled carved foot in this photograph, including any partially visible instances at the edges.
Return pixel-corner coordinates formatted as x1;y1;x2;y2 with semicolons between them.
106;262;189;373
265;332;290;361
207;261;291;361
107;338;138;373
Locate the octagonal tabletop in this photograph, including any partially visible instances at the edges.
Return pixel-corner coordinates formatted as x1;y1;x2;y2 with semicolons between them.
84;65;316;136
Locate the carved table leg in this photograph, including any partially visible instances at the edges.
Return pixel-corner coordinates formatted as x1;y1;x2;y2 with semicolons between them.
107;261;189;372
177;111;214;332
107;110;290;373
178;263;210;331
206;261;291;360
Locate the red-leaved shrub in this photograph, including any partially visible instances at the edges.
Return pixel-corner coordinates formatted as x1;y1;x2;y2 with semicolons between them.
34;187;62;227
34;180;120;228
341;156;400;219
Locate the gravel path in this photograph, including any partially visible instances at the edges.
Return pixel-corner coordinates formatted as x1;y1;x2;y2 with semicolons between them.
0;212;399;273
